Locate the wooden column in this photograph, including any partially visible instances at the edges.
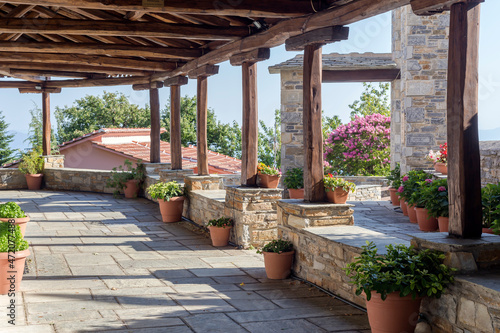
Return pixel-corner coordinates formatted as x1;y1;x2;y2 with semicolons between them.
149;87;161;163
42;91;50;155
196;76;209;175
170;85;182;170
447;3;482;238
303;44;324;202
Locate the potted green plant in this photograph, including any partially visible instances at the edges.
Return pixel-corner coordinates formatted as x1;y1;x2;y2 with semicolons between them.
409;179;438;232
398;170;431;223
345;241;454;333
207;217;233;247
0;222;30;294
387;163;401;206
18;148;44;190
0;202;29;236
283;167;304;199
107;159;144;199
147;181;185;223
257;239;294;279
323;173;356;204
481;183;500;235
424;179;449;232
257;163;281;188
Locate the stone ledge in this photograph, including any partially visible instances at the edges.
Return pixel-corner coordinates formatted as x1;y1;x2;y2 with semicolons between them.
278;200;355;228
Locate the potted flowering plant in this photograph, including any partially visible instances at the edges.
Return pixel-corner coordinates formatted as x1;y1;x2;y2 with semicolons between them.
283;167;304;199
409;179;438;231
0;202;29;236
481;183;500;235
257;162;281;188
386;163;401;206
107;159;144;199
257;239;294;279
147;181;185;223
427;143;448;175
323;174;356;204
424;179;449;232
206;217;233;247
0;222;30;294
397;170;432;223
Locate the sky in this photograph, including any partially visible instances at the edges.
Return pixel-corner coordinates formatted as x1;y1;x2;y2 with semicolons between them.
1;3;500;150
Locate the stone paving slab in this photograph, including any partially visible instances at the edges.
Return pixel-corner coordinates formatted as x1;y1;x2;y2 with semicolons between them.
0;190;369;332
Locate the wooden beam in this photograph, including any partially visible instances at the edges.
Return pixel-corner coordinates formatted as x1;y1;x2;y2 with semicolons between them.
196;76;209;175
322;69;401;83
9;68;107;79
1;62;153;76
150;87;161;163
152;0;411;82
43;76;151;88
42;89;51;155
188;65;219;79
0;52;179;71
164;75;188;87
240;62;259;186
447;3;482;238
303;44;324;203
0;42;203;59
5;0;317;18
411;0;483;15
132;81;163;91
0;80;41;88
0;19;249;40
285;26;350;51
19;87;61;93
229;48;270;66
170;85;183;170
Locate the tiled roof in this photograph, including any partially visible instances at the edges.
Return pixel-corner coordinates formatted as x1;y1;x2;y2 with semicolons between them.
268;52;398;73
60;128;166;147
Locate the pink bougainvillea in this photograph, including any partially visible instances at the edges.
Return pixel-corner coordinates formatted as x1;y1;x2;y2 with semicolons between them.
324;114;391;176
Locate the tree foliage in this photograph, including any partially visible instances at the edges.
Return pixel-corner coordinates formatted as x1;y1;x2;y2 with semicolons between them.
322;114;342;139
55;91;150;144
26;104;58;153
258;109;281;168
348;82;390;120
0;110;14;166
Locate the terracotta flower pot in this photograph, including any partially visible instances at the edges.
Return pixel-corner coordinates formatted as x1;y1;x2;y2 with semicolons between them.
263;250;294;279
0;217;30;237
389;188;400;206
483;228;494;234
259;174;281;188
326;187;349;204
25;174;43;190
208;226;232;247
438;216;449;232
288;188;304;199
400;199;409;216
415;207;438;231
434;162;448;175
157;196;185;223
407;202;418;223
0;249;30;294
123;179;139;199
366;292;422;333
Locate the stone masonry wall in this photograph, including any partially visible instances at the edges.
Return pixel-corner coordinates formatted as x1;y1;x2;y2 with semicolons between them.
480;141;500;185
44;168;115;193
43;155;65;169
0;169;27;190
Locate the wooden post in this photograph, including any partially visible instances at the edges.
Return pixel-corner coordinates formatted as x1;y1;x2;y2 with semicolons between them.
241;62;259;186
170;85;182;170
149;87;161;163
447;3;482;238
303;44;324;202
42;91;50;155
197;76;209;175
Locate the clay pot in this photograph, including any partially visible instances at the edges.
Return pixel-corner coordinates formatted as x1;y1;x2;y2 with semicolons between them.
0;249;30;294
483;228;494;234
366;292;422;333
407;202;418;223
0;217;30;237
434;162;448;175
400;199;409;216
123;179;139;199
415;207;438;231
389;188;401;206
438;216;449;232
208;226;232;247
326;187;349;204
157;196;185;223
259;174;281;189
263;250;294;279
288;188;304;199
25;174;43;190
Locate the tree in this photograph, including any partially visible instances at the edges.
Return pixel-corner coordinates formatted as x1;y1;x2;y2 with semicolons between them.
322;114;342;139
348;82;390;120
25;103;59;153
55;91;150;144
258;109;281;168
0;110;14;165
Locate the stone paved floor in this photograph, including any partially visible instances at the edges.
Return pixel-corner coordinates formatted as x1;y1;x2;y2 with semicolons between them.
0;190;370;333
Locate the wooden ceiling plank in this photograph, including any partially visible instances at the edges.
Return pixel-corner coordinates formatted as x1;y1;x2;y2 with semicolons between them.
10;68;107;78
1;61;154;76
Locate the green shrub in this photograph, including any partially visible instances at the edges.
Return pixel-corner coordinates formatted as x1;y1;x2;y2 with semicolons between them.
18;148;44;175
424;179;449;218
0;222;29;252
386;163;401;189
147;181;184;201
482;183;500;233
323;174;356;193
207;217;233;228
257;239;293;254
0;202;26;219
106;159;144;197
283;168;303;190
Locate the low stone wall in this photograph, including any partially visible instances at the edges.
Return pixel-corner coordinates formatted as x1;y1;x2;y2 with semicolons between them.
43;155;65;169
348;185;382;201
0;169;27;190
343;176;388;186
186;190;226;227
44;168;115;193
480;141;500;185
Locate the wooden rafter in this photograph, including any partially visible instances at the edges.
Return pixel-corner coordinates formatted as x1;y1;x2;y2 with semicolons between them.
411;0;483;15
1;62;153;76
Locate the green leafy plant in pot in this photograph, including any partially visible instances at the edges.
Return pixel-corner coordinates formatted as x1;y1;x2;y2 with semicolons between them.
409;178;438;231
344;241;454;333
481;182;500;235
0;202;29;236
386;163;401;206
323;174;356;204
147;181;185;223
0;222;30;294
398;170;432;223
107;159;144;199
424;178;449;232
257;239;294;279
18;148;44;190
206;217;233;247
283;168;304;199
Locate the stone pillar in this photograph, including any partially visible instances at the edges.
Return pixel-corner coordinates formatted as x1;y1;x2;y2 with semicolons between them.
43;155;65;168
